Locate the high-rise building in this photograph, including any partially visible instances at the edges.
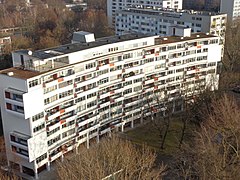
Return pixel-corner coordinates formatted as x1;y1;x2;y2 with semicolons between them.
107;0;183;26
220;0;240;21
115;7;227;45
0;31;222;179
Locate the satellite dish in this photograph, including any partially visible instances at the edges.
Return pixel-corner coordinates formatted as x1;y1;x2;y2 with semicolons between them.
28;50;32;56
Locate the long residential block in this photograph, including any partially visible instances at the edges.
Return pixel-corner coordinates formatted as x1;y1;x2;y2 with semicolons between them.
0;31;222;178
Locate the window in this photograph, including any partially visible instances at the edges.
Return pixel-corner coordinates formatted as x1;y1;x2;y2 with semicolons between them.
5;91;10;98
87;92;97;99
75;96;85;103
85;62;96;69
6;103;12;110
29;79;39;88
134;86;142;92
36;153;47;164
123;88;132;95
44;95;58;105
87;100;97;109
98;78;109;85
47;127;60;137
33;123;45;133
13;105;24;113
44;85;57;94
12;146;29;157
32;112;44;122
59;90;73;99
48;135;61;146
59;80;73;89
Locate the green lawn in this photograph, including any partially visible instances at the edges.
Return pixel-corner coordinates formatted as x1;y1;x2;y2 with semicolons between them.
125;116;196;155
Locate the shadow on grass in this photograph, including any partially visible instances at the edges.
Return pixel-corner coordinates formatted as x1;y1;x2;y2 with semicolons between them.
124;116;197;156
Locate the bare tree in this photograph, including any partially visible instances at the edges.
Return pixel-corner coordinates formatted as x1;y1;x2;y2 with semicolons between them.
174;94;240;179
223;21;240;72
56;136;167;180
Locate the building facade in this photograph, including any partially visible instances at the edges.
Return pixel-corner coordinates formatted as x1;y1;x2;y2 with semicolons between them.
0;31;222;178
220;0;240;21
115;7;227;45
107;0;183;26
0;36;11;55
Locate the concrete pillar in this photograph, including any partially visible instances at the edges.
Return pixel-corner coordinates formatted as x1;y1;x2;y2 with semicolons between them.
61;154;64;162
86;132;90;149
121;124;124;132
173;101;175;113
34;161;38;179
131;120;134;128
19;165;23;173
47;161;50;171
75;145;79;154
140;114;143;124
7;160;10;167
34;166;38;179
96;129;100;143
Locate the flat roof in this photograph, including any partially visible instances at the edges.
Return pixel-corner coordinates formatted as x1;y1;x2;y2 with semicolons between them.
155;33;216;45
19;33;151;60
1;33;217;80
121;6;226;17
0;67;40;80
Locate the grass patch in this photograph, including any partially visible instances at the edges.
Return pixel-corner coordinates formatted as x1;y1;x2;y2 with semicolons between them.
125;116;196;156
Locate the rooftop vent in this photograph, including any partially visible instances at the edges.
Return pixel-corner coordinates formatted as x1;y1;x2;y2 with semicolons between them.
7;72;14;76
72;31;95;44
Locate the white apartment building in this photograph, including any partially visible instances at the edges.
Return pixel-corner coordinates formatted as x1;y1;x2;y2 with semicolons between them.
115;7;227;44
0;31;222;179
107;0;183;26
220;0;240;21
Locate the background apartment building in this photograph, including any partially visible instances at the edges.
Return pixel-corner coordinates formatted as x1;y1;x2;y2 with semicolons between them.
115;7;227;44
0;36;11;55
220;0;240;21
0;30;222;178
107;0;183;26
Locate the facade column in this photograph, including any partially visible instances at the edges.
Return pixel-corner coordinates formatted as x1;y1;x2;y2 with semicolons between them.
61;154;64;162
75;145;79;154
131;120;134;128
96;129;100;143
173;100;175;113
121;124;124;132
86;132;90;149
34;162;38;179
108;130;112;137
47;161;50;171
19;165;23;173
